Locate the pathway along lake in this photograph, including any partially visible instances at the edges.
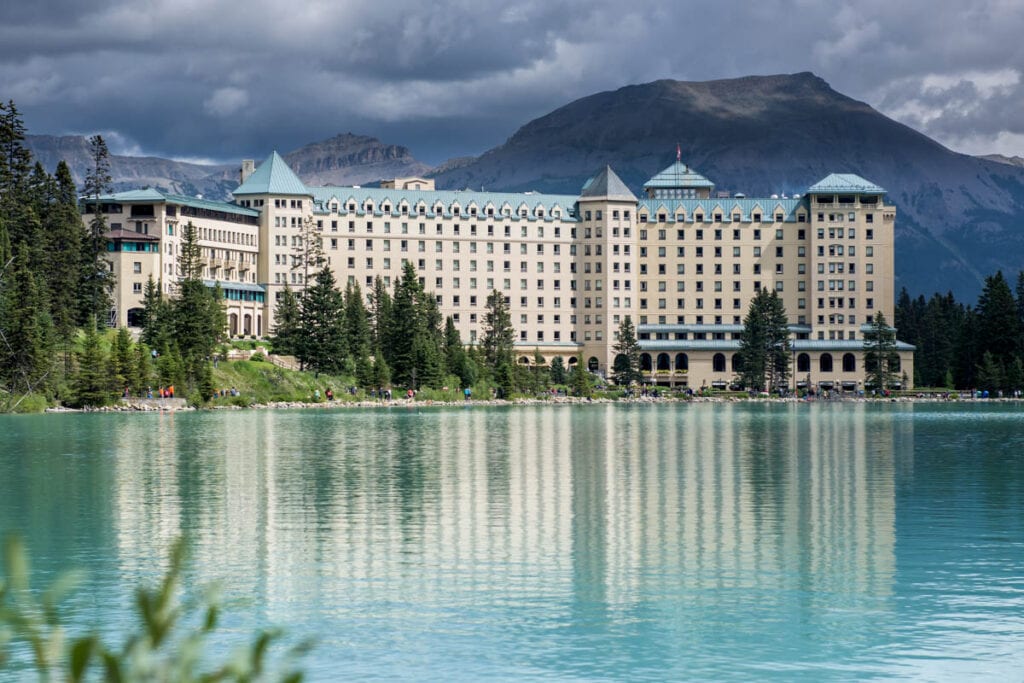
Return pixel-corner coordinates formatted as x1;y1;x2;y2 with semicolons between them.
2;402;1023;681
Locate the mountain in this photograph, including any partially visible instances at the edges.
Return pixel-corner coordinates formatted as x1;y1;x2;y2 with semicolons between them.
25;132;433;200
980;153;1024;168
282;133;431;186
25;135;238;199
431;73;1024;299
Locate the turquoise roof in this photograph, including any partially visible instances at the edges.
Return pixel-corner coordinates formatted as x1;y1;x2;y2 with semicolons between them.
233;151;309;196
638;197;806;223
88;188;165;202
580;166;637;201
643;161;716;189
90;189;259;218
806;174;885;194
640;339;914;352
308;186;580;221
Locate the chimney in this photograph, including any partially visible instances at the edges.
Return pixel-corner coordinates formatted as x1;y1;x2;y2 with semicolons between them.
240;159;255;184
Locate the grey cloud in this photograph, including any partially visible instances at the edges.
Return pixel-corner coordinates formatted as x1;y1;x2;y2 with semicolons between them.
4;0;1024;164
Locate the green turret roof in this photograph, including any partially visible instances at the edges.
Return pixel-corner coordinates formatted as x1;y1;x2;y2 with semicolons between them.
643;161;715;190
806;173;885;194
232;151;309;196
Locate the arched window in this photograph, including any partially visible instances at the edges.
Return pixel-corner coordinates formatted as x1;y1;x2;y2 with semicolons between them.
568;356;578;366
675;353;688;370
820;353;833;373
657;353;670;370
797;353;811;373
842;353;856;372
519;356;531;365
713;353;726;372
228;313;239;337
127;307;145;328
640;353;652;371
731;354;743;373
588;357;599;372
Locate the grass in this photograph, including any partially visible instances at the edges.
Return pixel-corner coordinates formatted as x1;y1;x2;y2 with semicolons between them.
209;359;360;405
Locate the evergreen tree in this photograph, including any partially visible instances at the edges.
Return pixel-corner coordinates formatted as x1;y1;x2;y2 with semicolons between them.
863;311;900;390
976;271;1020;370
976;351;1002;392
371;348;391;391
45;162;84;348
368;275;392;352
611;315;642;386
569;363;593;398
298;267;346;373
140;276;172;350
71;316;112;408
481;289;515;370
955;307;981;389
0;242;54;399
549;356;567;385
386;262;444;388
109;326;134;395
443;315;474;386
172;223;225;389
134;342;152;395
270;284;302;356
291;215;326;289
736;289;791;392
343;281;372;367
78;134;114;325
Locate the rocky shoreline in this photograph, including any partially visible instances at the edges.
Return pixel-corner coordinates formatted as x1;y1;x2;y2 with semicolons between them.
42;394;1024;413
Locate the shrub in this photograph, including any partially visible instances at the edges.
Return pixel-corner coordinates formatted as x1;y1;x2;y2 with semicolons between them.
0;536;309;681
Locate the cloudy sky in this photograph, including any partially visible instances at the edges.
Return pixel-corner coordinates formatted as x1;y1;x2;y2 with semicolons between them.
3;0;1022;165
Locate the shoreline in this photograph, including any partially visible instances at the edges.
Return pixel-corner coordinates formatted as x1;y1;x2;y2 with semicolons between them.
40;394;1024;414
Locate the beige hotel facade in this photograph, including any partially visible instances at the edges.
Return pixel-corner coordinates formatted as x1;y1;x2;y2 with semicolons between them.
84;152;914;391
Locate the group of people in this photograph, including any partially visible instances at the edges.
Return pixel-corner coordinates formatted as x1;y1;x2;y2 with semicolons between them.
215;387;240;398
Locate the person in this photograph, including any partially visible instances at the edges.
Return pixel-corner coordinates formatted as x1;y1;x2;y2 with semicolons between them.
314;389;320;401
326;388;334;401
169;385;175;399
464;387;471;401
407;388;414;400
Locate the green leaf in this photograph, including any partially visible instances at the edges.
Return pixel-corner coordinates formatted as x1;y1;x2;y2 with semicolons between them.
3;536;29;592
69;635;96;681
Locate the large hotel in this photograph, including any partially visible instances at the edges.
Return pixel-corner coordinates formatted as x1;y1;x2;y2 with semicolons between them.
85;152;914;391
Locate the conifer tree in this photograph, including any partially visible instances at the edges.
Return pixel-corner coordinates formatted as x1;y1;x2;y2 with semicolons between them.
611;315;642;386
298;267;346;373
78;134;114;325
270;284;302;356
976;271;1020;374
343;280;371;369
46;162;84;346
569;363;593;398
71;316;112;408
0;243;54;399
549;356;567;385
863;311;900;390
110;326;134;395
140;276;172;350
736;289;791;392
172;222;225;389
368;275;392;352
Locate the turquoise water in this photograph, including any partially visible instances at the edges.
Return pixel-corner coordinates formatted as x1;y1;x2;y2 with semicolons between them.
1;403;1023;681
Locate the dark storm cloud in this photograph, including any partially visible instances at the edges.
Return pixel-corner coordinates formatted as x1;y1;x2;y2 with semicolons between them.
3;0;1023;164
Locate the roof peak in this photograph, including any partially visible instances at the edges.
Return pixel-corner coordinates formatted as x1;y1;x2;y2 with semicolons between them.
580;165;637;201
644;160;715;190
233;151;309;196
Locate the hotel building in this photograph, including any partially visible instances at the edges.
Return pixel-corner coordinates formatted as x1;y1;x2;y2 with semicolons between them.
84;152;914;391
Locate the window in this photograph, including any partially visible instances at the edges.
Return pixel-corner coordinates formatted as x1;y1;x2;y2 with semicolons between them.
132;282;142;293
133;262;142;274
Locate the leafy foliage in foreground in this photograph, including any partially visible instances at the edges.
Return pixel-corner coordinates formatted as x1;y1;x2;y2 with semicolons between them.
0;536;309;681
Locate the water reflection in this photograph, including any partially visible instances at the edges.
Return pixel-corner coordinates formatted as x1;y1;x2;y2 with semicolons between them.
12;403;1023;681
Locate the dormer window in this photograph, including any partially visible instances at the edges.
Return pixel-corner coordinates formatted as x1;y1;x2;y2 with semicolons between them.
382;205;390;213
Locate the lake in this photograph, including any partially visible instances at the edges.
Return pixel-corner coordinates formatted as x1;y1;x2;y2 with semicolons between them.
1;402;1022;680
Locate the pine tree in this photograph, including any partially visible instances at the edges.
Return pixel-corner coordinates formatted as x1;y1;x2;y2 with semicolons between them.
0;242;54;399
737;289;791;392
45;162;84;344
270;284;302;356
343;281;371;367
172;223;225;390
292;214;325;290
569;363;593;398
611;315;642;386
976;271;1020;369
976;351;1002;392
481;289;515;370
109;326;134;395
140;276;172;349
863;311;900;390
298;267;346;373
549;356;567;385
368;275;392;352
71;316;112;408
78;134;114;325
